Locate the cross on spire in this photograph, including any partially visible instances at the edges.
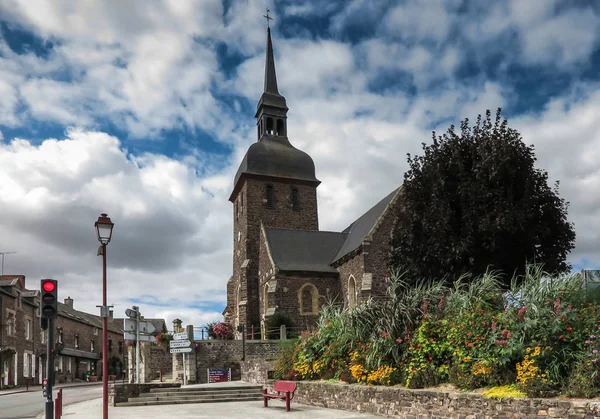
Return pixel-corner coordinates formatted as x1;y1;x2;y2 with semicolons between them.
263;8;273;28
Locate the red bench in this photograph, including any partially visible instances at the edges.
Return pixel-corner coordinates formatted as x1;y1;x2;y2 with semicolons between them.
263;381;297;412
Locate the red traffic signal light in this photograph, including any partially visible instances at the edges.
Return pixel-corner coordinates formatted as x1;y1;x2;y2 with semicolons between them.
43;379;48;385
40;279;58;320
42;281;55;292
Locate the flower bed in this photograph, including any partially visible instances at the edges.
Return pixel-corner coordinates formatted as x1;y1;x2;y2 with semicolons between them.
273;265;600;398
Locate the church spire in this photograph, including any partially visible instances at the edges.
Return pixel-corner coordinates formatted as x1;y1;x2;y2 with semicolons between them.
255;16;288;140
264;27;279;95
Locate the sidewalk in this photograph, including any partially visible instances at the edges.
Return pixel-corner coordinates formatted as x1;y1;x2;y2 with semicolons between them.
0;380;101;396
48;397;382;419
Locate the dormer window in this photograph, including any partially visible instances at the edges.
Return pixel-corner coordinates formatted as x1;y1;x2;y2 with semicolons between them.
265;184;274;208
291;187;299;211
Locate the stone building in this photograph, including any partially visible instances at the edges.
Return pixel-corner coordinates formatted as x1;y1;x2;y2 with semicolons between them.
0;275;125;387
224;28;402;338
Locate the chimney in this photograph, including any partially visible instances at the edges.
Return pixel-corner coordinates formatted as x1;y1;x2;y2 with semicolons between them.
64;296;73;308
172;318;182;333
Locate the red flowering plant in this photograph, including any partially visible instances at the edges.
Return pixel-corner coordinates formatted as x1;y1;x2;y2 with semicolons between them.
211;322;234;340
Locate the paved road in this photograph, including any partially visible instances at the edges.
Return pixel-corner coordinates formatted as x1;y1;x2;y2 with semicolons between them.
0;385;101;419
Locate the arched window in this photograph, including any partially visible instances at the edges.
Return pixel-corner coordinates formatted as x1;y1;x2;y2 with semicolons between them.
236;284;242;321
266;117;274;134
264;283;269;315
348;276;357;309
291;187;299;211
298;284;319;315
276;119;284;136
265;184;274;208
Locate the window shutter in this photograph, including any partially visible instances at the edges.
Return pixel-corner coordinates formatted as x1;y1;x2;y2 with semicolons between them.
23;353;29;378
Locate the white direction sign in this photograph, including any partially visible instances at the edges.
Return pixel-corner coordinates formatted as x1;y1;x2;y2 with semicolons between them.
169;340;191;348
172;331;188;340
124;332;156;343
170;347;192;354
123;319;156;334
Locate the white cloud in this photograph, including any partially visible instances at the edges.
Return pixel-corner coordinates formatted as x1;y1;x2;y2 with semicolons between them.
1;0;600;331
0;130;232;327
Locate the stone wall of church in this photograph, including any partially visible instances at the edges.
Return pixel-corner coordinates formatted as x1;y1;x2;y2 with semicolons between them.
258;228;276;317
337;252;367;306
363;193;401;299
229;176;320;331
265;273;340;334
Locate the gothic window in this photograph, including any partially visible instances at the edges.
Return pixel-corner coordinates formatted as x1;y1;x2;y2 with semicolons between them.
276;119;284;136
266;117;274;134
236;284;242;322
348;276;357;309
291;187;299;211
263;283;269;315
298;284;319;315
265;184;274;208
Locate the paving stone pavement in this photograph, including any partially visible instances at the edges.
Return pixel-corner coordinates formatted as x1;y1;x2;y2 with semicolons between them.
49;397;382;419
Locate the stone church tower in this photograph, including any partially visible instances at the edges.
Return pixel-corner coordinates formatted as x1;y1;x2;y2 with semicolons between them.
226;28;321;332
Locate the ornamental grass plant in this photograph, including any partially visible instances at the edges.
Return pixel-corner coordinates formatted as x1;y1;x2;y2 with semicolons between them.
273;264;600;398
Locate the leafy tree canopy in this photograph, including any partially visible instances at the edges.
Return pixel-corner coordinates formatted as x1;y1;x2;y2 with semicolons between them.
390;109;575;286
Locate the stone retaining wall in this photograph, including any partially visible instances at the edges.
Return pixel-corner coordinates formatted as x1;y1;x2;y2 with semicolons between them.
173;340;281;384
240;358;276;384
290;382;600;419
109;382;180;406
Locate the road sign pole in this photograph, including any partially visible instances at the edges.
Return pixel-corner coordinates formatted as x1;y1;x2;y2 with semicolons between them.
135;307;140;384
45;316;54;419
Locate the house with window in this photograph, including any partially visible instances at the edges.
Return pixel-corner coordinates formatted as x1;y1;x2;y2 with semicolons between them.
0;276;126;387
224;28;402;338
1;275;45;387
54;297;124;383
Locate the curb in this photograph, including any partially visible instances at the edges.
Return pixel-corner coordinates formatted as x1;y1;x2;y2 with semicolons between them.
0;381;102;396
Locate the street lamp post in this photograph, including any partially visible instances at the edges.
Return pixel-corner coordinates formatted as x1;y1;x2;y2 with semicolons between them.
95;213;114;419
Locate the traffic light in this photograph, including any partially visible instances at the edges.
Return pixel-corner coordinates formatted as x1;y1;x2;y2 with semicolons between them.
40;279;58;320
42;378;49;397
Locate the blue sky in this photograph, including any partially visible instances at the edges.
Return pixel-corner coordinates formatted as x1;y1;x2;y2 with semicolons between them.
1;0;599;327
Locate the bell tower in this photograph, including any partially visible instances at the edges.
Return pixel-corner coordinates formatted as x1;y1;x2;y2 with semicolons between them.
226;24;321;332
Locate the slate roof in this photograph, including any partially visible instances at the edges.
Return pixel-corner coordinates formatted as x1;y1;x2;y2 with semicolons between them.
233;137;320;194
0;278;20;287
58;302;123;334
331;187;401;264
264;228;347;273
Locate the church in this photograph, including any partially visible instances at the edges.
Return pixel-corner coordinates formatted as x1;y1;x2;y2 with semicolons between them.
223;27;402;338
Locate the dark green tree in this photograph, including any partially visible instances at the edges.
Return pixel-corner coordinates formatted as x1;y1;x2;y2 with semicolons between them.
389;109;575;286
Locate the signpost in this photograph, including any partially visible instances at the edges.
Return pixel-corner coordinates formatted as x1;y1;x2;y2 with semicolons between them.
208;368;231;383
169;340;191;348
169;347;192;354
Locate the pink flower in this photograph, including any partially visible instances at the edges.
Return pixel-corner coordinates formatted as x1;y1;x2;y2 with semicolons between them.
396;337;403;344
491;321;497;331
